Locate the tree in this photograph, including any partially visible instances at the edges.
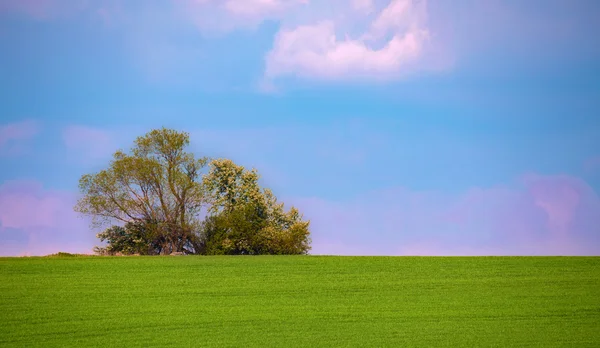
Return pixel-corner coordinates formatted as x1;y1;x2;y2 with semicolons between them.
201;159;311;255
75;128;311;255
75;128;208;255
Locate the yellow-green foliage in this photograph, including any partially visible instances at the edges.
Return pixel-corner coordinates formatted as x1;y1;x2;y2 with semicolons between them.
75;128;311;255
202;158;311;255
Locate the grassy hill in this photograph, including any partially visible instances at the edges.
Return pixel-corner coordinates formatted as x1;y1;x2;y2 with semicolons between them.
1;256;598;347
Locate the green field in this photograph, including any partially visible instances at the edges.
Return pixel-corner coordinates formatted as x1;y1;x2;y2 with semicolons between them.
1;256;599;347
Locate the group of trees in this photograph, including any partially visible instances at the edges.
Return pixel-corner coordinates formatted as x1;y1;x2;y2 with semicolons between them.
75;128;310;255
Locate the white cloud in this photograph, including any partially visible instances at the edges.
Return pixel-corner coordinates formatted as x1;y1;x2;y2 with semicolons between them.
265;21;428;80
367;0;424;40
179;0;438;83
264;0;432;82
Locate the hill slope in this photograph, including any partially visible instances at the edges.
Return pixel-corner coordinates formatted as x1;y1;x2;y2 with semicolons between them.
1;256;598;347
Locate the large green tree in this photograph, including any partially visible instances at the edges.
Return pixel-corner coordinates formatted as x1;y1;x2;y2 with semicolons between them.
75;128;311;255
75;128;208;255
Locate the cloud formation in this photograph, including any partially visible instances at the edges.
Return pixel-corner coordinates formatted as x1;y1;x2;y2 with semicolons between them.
178;0;440;84
291;174;600;256
0;180;95;256
0;120;40;156
4;0;598;88
1;173;598;257
265;0;432;81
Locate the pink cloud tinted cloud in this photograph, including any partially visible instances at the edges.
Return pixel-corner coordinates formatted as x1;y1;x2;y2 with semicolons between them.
177;0;451;84
0;180;95;256
4;0;595;89
289;174;600;256
264;0;436;82
1;174;597;256
0;119;40;156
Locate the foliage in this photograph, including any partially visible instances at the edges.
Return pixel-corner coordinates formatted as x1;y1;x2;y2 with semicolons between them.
93;222;155;255
202;159;311;255
75;128;310;255
75;128;208;255
199;203;310;255
45;252;89;257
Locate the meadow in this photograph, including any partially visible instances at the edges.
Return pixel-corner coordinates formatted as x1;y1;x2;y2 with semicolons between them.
1;256;598;347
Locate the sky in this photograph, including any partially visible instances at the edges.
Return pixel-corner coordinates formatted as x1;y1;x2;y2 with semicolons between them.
0;0;599;256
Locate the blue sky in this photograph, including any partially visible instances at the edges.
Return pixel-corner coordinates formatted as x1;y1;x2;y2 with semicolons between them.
1;0;599;256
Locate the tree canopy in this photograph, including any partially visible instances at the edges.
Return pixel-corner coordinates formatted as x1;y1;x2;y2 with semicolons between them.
201;159;310;255
75;128;311;255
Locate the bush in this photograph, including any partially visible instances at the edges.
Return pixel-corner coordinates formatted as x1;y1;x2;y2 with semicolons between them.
199;203;310;255
46;252;89;257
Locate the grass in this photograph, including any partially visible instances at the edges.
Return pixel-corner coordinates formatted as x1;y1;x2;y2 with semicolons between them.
0;256;598;347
